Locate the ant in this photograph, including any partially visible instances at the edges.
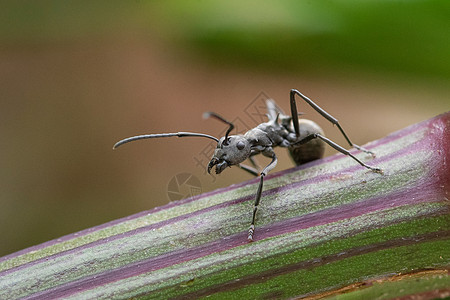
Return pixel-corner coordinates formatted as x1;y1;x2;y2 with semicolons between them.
114;89;382;241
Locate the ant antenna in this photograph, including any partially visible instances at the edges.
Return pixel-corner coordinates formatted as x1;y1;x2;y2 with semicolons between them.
113;132;219;149
203;112;234;145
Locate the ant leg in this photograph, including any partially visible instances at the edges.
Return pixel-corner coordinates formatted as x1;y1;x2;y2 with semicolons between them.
238;164;259;176
293;133;382;173
290;91;301;137
249;155;261;170
238;155;262;177
248;151;277;242
248;175;264;242
290;89;375;156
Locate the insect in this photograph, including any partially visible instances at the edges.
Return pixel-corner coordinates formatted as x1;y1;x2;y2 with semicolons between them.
114;89;382;241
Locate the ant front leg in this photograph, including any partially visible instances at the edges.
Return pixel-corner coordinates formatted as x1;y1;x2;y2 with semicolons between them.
238;164;259;176
290;89;375;157
248;149;277;242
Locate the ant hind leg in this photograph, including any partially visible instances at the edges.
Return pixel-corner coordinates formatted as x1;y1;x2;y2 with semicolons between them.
293;133;382;173
289;89;375;157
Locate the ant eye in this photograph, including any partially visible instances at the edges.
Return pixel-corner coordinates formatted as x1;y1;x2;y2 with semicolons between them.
236;141;245;150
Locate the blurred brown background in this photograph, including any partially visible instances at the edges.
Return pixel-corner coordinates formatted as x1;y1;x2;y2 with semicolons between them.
0;1;449;257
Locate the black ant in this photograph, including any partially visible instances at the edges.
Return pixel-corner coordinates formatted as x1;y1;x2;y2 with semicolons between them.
114;89;382;241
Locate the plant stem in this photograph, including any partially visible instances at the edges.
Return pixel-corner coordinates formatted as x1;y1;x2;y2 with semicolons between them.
0;112;449;299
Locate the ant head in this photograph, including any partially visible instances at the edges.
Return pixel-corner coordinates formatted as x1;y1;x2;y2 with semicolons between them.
208;135;251;174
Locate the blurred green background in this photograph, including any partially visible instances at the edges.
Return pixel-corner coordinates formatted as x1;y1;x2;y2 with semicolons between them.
0;1;449;257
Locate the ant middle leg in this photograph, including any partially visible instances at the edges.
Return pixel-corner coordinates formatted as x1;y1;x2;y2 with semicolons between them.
290;89;375;157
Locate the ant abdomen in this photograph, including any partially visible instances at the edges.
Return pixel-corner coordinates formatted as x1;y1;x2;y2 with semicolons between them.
289;119;325;165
